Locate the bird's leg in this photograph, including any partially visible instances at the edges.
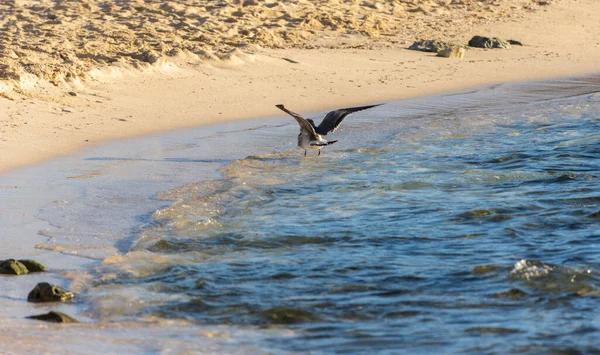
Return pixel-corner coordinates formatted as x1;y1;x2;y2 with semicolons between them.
318;149;321;156
304;150;307;156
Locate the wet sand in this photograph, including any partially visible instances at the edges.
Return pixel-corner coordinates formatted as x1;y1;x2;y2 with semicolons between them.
1;0;599;174
0;75;598;352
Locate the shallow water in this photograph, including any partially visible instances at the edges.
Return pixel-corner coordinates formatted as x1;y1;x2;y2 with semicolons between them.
2;76;600;353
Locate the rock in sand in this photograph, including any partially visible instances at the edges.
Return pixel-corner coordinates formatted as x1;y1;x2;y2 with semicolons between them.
437;47;465;58
468;35;511;49
408;40;454;53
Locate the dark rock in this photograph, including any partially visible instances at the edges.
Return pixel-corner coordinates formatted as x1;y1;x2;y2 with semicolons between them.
27;311;79;323
494;288;529;299
18;259;47;272
0;259;29;275
408;40;454;53
261;307;317;324
554;173;576;182
465;327;523;334
471;265;498;275
507;39;524;46
468;35;511;49
588;210;600;219
27;282;74;303
460;209;493;219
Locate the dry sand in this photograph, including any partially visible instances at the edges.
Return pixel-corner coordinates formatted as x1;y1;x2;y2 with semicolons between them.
0;0;599;173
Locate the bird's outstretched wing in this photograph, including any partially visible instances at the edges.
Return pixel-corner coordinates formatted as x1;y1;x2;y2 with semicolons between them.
316;104;383;135
275;104;318;139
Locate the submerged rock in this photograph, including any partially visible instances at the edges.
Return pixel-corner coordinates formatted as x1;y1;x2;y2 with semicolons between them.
494;288;529;299
468;35;511;49
0;259;29;275
27;311;79;323
27;282;74;303
408;40;454;53
465;326;523;334
437;47;465;58
576;286;599;296
588;210;600;219
471;265;498;275
261;307;317;324
460;209;494;219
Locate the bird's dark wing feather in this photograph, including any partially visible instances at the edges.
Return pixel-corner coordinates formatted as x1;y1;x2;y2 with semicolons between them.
316;103;383;135
275;104;318;139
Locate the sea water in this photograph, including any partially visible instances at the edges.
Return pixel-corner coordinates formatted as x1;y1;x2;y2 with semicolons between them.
1;77;600;353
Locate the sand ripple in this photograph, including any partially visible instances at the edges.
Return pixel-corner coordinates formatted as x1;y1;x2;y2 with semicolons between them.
0;0;557;89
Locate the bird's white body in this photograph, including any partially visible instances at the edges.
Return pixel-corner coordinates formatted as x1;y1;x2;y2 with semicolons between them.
298;132;328;151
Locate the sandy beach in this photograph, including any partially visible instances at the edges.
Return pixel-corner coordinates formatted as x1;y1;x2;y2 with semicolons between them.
1;1;600;351
1;0;599;174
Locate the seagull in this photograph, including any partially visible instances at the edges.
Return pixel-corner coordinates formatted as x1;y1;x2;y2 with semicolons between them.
275;103;383;156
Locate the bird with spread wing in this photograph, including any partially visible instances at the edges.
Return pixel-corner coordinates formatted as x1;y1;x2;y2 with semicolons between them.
276;103;383;156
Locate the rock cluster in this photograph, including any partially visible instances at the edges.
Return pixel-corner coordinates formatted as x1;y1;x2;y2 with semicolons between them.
408;40;455;53
409;35;520;59
1;258;78;322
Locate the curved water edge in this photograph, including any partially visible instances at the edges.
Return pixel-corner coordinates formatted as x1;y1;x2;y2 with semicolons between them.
0;75;599;353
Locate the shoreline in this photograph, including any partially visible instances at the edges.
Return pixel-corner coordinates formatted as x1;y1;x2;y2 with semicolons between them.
0;75;598;351
1;0;600;175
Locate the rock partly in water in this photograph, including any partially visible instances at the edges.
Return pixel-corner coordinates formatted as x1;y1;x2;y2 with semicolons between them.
468;35;511;49
408;40;454;53
509;259;555;280
437;47;465;58
18;259;47;272
27;311;79;323
0;259;29;275
27;282;75;303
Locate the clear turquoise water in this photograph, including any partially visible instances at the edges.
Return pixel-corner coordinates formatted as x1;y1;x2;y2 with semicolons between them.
85;84;600;353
